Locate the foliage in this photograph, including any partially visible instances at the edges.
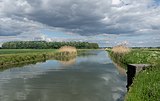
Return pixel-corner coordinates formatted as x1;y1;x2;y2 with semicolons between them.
0;49;86;69
126;65;160;101
108;49;160;68
0;49;56;68
2;41;99;49
0;49;56;54
107;49;160;101
124;50;160;65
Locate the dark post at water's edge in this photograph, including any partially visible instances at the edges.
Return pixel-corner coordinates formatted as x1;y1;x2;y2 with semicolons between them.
126;64;151;91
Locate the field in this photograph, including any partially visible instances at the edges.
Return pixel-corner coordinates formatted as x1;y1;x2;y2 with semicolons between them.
0;49;57;55
107;48;160;101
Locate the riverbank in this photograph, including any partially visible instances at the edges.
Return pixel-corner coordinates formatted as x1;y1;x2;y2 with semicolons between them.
0;49;57;68
107;48;160;101
0;49;92;69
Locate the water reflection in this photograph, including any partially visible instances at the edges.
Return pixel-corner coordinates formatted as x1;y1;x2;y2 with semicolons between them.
0;50;127;101
54;56;76;66
0;59;46;72
112;62;126;76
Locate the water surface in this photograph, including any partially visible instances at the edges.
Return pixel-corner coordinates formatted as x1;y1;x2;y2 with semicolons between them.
0;50;126;101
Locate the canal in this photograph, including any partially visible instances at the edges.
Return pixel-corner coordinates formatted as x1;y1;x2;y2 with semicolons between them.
0;50;127;101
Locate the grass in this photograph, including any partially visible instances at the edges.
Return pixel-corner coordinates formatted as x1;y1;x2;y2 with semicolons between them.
0;49;57;55
126;65;160;101
112;45;130;54
107;47;160;101
0;49;57;68
54;46;77;59
108;49;160;69
58;46;77;53
0;48;86;69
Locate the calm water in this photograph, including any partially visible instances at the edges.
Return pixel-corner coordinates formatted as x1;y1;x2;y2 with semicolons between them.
0;50;126;101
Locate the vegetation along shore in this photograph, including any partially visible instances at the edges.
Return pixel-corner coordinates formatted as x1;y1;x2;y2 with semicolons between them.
107;45;160;101
0;41;99;69
0;49;56;68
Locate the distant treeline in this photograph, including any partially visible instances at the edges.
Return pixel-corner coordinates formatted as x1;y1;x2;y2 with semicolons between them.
2;41;99;49
131;47;160;49
103;47;160;49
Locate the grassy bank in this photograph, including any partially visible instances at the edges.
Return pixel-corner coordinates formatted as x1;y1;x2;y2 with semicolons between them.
107;48;160;101
0;49;57;68
0;49;57;54
109;49;160;69
0;49;90;69
126;65;160;101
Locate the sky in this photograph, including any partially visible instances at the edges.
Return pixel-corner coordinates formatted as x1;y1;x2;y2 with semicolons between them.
0;0;160;47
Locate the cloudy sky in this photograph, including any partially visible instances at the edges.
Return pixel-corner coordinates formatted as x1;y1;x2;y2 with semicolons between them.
0;0;160;47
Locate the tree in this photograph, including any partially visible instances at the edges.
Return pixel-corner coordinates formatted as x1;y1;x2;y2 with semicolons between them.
2;41;99;49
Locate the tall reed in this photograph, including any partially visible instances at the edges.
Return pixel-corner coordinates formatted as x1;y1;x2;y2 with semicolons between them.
112;45;130;54
58;46;77;54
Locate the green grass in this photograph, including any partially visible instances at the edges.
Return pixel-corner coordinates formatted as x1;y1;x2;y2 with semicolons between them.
126;65;160;101
0;49;57;55
123;50;160;66
0;49;89;69
0;49;57;68
108;49;160;68
107;49;160;101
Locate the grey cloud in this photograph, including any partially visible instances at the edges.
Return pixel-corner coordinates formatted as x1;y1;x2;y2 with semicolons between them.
1;0;160;35
1;0;112;35
0;0;160;46
0;17;40;36
27;0;109;34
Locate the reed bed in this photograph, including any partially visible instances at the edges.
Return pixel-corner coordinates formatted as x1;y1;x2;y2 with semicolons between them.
55;46;77;57
112;45;130;54
58;46;77;54
108;45;131;68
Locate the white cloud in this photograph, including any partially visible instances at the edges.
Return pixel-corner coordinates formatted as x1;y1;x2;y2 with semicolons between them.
112;0;121;5
0;0;160;47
